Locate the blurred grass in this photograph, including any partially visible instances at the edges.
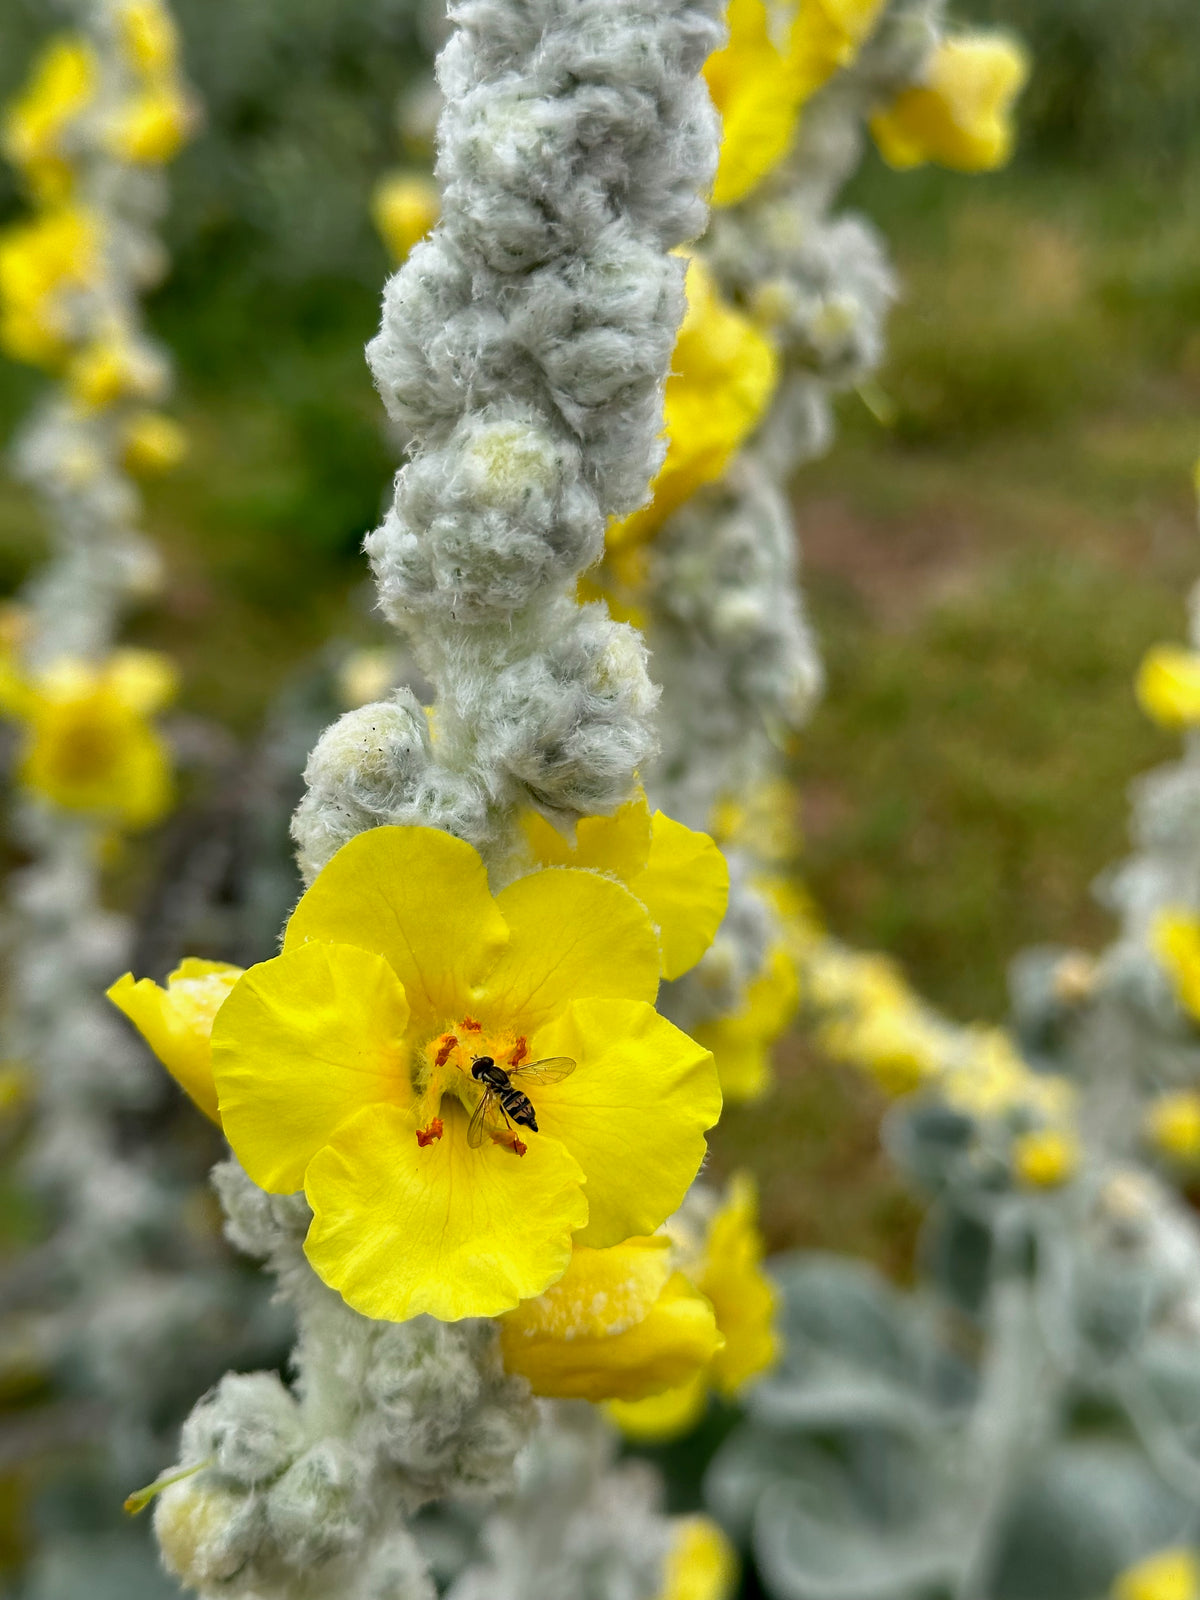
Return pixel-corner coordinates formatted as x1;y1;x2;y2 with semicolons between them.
3;152;1200;1268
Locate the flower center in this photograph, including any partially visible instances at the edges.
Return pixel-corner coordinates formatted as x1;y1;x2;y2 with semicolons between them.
414;1016;531;1156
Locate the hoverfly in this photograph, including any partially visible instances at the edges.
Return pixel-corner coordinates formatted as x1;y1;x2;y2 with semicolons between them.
466;1053;576;1149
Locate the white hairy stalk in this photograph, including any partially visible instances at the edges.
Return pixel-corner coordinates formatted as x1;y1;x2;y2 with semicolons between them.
160;4;725;1596
0;0;241;1527
652;1;942;1047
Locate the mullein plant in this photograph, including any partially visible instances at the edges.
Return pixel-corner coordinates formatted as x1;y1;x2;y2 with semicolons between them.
107;3;778;1597
0;7;277;1594
699;487;1200;1600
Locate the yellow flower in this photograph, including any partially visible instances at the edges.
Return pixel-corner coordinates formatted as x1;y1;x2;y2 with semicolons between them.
335;646;400;709
607;259;778;551
705;0;886;208
870;32;1029;173
521;789;729;981
2;35;97;203
1137;645;1200;730
655;1517;739;1600
609;1173;778;1440
197;825;720;1322
1012;1127;1078;1190
1146;1091;1200;1163
116;0;180;77
372;174;440;263
67;336;164;410
0;648;176;827
108;960;244;1122
104;84;191;165
0;204;100;368
694;942;798;1102
1114;1548;1200;1600
121;411;187;475
498;1235;723;1401
1155;910;1200;1021
817;1001;945;1096
942;1029;1073;1124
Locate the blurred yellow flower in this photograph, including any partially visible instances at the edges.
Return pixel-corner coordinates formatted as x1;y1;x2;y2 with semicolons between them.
705;0;886;208
108;959;245;1121
122;410;187;475
1145;1091;1200;1163
817;999;945;1096
195;825;719;1322
608;259;778;551
1136;645;1200;730
372;173;440;263
1155;909;1200;1022
655;1517;739;1600
1012;1126;1078;1190
1;35;96;203
0;204;100;368
498;1235;722;1401
695;942;798;1102
521;789;729;981
68;335;164;410
104;84;191;165
609;1173;778;1440
0;647;176;827
1114;1548;1200;1600
117;0;180;77
870;32;1028;173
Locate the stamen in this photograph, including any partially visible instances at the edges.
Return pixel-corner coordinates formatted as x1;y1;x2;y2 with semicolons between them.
416;1118;444;1147
510;1036;528;1067
434;1035;457;1067
461;1016;483;1032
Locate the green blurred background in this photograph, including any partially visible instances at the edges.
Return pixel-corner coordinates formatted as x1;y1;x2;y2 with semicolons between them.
1;0;1198;1274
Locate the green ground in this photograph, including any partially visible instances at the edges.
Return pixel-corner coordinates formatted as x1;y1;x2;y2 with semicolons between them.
1;156;1199;1275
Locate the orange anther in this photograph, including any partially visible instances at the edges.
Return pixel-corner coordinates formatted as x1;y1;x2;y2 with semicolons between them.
416;1118;444;1147
510;1037;528;1067
511;1137;527;1157
461;1017;483;1032
434;1036;457;1067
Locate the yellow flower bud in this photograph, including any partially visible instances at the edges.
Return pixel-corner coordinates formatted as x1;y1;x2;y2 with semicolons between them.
122;411;187;475
117;0;179;77
104;86;190;164
1136;645;1200;730
1012;1127;1077;1190
1146;1091;1200;1163
372;174;440;263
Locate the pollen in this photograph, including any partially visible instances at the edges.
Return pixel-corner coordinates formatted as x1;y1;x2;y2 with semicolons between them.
416;1118;444;1147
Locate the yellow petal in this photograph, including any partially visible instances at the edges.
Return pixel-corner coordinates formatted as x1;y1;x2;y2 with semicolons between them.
870;32;1028;173
500;1239;721;1402
700;1174;779;1396
1114;1548;1200;1600
482;869;661;1032
628;813;729;981
105;648;178;714
304;1100;587;1321
654;1516;739;1600
282;826;508;1033
1137;645;1200;730
212;943;412;1193
520;792;652;881
107;958;243;1121
529;998;721;1249
20;690;173;829
607;1369;710;1441
705;0;803;208
1155;910;1200;1022
695;942;798;1103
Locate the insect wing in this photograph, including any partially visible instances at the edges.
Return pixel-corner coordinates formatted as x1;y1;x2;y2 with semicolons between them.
467;1086;498;1148
511;1056;576;1086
